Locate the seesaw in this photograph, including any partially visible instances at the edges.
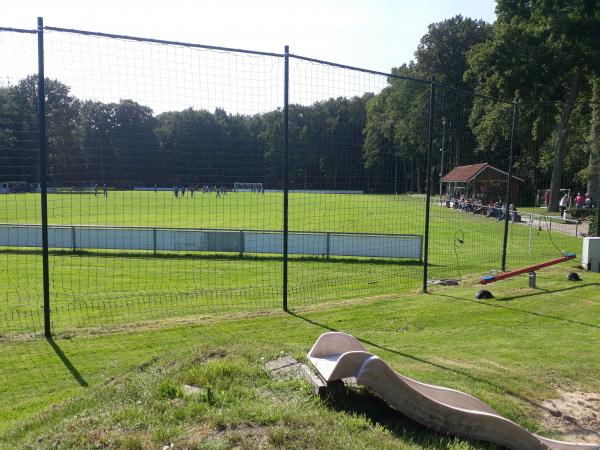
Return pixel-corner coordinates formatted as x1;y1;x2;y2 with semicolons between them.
476;253;577;298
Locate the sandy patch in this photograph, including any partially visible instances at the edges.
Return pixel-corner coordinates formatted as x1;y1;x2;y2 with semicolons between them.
541;390;600;443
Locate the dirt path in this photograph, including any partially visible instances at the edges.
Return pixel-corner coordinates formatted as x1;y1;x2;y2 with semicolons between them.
519;214;589;238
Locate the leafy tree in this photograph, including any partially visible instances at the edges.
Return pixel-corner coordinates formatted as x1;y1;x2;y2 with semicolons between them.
415;15;491;90
466;0;600;210
588;77;600;206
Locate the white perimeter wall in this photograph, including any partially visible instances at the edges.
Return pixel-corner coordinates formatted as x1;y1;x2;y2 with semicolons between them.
0;225;422;260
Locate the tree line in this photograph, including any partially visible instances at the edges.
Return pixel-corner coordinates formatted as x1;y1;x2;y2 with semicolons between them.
0;74;375;191
1;1;599;209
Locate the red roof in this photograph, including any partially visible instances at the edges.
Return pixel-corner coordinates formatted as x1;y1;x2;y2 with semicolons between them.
441;163;523;183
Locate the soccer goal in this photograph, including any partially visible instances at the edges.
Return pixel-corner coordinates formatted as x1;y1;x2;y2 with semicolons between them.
47;185;98;194
233;182;264;193
0;181;39;193
535;188;571;208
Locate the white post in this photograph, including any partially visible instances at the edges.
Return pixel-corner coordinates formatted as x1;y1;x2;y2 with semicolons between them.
528;213;533;254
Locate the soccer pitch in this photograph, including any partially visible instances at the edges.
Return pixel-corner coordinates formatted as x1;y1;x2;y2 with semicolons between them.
0;191;580;334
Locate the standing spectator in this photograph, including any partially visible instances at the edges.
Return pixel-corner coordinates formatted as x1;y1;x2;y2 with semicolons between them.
585;193;593;208
575;192;585;208
559;192;569;214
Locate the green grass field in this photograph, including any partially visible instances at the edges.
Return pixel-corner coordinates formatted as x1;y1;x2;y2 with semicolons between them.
1;192;597;448
1;268;599;449
1;192;581;335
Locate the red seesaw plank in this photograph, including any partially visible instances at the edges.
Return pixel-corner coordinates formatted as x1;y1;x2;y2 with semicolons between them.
480;253;576;285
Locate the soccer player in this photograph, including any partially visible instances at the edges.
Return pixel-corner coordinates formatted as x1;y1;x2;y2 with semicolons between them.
174;185;179;198
103;184;108;197
181;185;186;197
94;184;98;197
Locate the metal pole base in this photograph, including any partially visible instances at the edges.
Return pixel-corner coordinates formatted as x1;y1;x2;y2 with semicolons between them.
528;271;537;288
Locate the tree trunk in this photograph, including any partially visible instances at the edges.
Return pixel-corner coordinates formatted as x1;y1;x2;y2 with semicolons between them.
410;157;416;192
588;77;600;206
548;68;582;212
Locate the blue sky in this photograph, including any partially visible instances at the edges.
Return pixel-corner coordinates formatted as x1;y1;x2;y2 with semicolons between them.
4;0;496;72
1;1;497;114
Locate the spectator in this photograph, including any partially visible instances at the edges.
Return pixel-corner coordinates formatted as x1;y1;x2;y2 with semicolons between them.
575;192;585;208
585;193;593;208
497;203;507;221
559;193;570;214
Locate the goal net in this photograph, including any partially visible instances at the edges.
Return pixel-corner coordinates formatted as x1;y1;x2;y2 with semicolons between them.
0;182;39;193
47;185;99;194
233;182;264;192
535;188;571;208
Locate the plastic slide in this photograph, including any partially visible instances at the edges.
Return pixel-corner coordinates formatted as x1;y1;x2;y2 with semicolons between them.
308;332;599;450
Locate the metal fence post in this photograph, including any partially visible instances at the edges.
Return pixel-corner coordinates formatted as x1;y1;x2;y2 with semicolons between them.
597;163;600;236
153;228;157;255
422;77;436;293
282;45;289;311
528;213;533;253
239;230;244;257
37;17;51;337
501;100;518;272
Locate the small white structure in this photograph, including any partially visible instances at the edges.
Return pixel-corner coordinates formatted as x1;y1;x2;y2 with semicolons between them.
582;237;600;272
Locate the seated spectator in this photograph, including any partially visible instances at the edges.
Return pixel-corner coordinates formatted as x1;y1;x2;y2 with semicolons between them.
509;204;521;222
575;192;585;208
497;203;507;221
585;193;593;208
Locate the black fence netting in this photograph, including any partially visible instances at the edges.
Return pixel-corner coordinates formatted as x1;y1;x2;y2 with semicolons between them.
0;29;42;334
505;101;593;271
286;57;428;308
0;22;597;336
41;29;285;332
427;86;515;284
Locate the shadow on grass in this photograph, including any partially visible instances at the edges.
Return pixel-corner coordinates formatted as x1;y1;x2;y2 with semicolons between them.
0;248;423;267
321;383;497;449
288;311;558;415
437;283;600;330
46;337;88;387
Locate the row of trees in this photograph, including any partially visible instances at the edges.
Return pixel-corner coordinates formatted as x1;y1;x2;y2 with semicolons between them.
1;1;599;207
0;75;376;190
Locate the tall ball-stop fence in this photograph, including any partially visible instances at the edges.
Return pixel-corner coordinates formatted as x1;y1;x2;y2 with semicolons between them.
0;19;598;336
